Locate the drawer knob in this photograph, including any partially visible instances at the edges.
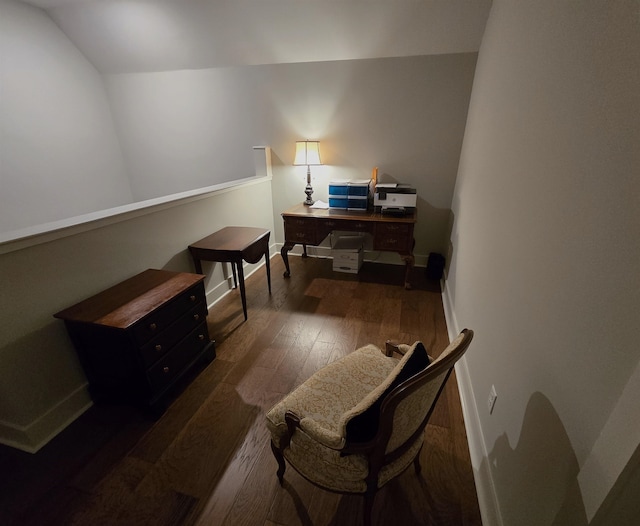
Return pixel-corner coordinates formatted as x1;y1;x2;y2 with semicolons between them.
190;295;196;302
155;344;162;352
149;323;157;331
163;366;170;374
193;314;200;321
198;334;205;341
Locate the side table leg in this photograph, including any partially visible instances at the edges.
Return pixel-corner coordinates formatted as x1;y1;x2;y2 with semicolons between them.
281;242;295;278
237;261;248;321
231;261;238;289
193;257;203;275
265;250;272;294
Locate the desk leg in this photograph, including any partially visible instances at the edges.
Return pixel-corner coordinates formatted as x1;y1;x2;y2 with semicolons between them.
400;239;416;290
265;250;272;293
400;254;415;290
302;244;308;258
281;242;295;278
236;261;248;321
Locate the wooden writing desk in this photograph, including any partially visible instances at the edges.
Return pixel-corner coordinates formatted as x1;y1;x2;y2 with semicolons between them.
281;203;416;288
189;227;271;321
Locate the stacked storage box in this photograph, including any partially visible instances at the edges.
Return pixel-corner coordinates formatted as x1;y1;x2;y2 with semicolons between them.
328;180;370;211
328;182;349;209
331;235;364;274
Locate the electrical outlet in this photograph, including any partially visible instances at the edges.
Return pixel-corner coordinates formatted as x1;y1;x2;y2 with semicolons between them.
488;385;497;414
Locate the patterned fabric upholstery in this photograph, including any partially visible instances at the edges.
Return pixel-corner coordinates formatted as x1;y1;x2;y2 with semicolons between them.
266;344;399;450
266;340;436;493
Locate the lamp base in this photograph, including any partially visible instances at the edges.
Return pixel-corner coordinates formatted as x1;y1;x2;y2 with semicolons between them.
304;174;314;206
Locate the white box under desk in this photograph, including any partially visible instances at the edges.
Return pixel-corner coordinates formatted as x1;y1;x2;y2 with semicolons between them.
331;234;364;274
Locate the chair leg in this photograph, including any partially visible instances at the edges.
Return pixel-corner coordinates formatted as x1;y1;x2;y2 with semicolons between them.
414;454;422;475
363;491;376;526
270;440;286;484
414;444;424;475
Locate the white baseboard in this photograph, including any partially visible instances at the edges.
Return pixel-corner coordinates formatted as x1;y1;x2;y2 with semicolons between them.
442;279;503;526
0;383;92;453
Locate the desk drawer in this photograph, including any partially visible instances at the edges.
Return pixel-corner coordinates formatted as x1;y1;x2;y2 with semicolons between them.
374;223;413;251
284;217;319;244
317;219;374;239
131;282;205;346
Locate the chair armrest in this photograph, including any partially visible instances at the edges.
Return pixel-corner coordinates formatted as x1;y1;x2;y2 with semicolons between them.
385;341;412;357
284;410;301;441
284;411;346;450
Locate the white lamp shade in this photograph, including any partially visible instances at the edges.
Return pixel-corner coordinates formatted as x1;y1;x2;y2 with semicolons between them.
294;141;322;166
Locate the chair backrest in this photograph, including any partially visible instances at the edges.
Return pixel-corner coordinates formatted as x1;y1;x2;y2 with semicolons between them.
358;329;474;467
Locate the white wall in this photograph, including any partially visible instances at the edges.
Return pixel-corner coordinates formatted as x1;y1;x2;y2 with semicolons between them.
0;0;132;232
46;0;491;73
105;68;258;201
446;1;640;524
2;0;489;241
0;177;274;452
107;54;478;258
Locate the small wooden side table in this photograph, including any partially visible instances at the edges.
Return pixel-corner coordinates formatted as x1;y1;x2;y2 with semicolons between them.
188;226;271;321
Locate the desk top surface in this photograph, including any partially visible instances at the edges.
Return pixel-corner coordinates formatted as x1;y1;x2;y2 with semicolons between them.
189;226;270;252
282;203;416;223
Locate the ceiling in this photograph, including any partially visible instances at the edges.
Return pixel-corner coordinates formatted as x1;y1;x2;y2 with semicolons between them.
19;0;492;74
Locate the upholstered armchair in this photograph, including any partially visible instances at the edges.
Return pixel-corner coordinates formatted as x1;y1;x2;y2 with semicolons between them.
266;328;474;526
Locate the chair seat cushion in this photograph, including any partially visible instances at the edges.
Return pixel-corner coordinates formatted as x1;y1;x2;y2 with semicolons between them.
266;344;399;450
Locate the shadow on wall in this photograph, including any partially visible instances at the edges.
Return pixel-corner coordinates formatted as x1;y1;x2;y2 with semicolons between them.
482;392;589;526
376;171;454;258
589;441;640;526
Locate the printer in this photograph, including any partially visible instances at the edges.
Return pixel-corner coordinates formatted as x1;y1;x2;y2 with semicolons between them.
374;183;417;215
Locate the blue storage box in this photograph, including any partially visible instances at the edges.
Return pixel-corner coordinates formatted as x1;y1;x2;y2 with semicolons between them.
328;183;349;196
347;182;370;197
348;196;367;210
329;180;371;209
328;197;349;209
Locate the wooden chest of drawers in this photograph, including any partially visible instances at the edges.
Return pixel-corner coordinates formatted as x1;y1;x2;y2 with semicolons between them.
54;269;215;413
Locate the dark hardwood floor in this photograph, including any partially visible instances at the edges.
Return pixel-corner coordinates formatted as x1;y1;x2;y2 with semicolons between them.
0;255;481;526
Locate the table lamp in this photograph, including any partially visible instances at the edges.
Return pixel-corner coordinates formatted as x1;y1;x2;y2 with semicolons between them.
294;140;322;205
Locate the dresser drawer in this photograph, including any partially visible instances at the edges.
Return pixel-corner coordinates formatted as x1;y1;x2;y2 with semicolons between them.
131;282;205;346
146;322;210;393
373;223;413;251
138;301;208;368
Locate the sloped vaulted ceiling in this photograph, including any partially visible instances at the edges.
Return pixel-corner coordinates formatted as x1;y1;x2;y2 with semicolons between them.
18;0;492;74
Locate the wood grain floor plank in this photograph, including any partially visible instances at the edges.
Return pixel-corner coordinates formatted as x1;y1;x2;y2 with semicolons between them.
195;391;282;526
130;357;235;464
0;255;481;526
